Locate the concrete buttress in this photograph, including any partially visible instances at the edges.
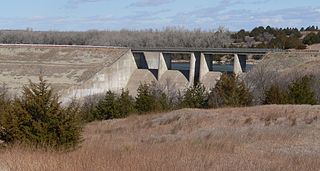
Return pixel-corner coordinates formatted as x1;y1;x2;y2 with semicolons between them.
158;52;168;80
233;54;243;75
199;53;209;81
189;53;196;86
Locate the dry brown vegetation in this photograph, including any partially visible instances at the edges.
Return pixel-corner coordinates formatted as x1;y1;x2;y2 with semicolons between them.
1;105;320;171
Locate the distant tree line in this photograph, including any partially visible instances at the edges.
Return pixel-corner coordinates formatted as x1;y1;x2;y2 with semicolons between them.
301;25;320;32
0;25;319;49
231;26;309;49
0;27;231;48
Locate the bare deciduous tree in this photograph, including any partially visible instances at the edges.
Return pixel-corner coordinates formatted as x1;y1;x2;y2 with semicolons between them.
0;27;232;48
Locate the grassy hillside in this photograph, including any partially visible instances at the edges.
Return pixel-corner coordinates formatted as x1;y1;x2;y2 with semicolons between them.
245;51;320;103
1;105;320;171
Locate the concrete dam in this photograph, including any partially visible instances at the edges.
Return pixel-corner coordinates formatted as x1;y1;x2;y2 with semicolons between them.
0;44;279;103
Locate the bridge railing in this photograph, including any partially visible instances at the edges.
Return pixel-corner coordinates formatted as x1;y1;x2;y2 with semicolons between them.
131;47;285;54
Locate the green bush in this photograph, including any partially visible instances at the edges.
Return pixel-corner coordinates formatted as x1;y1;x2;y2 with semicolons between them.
118;89;135;116
264;84;288;104
208;74;252;107
135;83;156;113
0;77;82;149
182;83;208;108
79;96;100;123
288;75;317;105
93;91;119;120
152;92;170;111
303;32;320;45
135;82;173;113
93;89;134;120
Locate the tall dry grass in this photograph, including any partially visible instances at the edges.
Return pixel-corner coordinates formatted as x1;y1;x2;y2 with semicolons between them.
1;105;320;171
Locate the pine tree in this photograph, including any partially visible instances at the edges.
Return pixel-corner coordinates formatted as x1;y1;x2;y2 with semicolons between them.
182;83;208;108
93;91;120;120
117;89;135;117
135;83;155;113
0;77;82;149
264;84;288;104
209;74;252;107
288;75;317;105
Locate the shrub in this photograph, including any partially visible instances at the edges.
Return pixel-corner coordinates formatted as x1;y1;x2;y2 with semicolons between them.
209;74;252;107
303;32;320;45
207;89;224;108
264;84;288;104
117;89;135;116
182;83;208;108
93;91;119;120
93;89;134;120
288;75;317;105
135;83;156;113
79;95;102;123
152;92;170;111
0;77;82;149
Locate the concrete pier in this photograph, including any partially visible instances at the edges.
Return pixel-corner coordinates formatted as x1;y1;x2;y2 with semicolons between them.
189;53;196;86
143;52;160;69
199;53;210;81
233;54;243;75
158;53;168;80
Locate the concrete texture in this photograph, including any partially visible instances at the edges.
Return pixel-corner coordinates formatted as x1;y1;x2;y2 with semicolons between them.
143;52;160;69
125;69;157;96
0;44;134;102
189;53;196;87
233;54;243;75
159;70;189;90
61;50;137;103
158;53;168;80
0;44;264;101
199;53;210;81
201;72;222;89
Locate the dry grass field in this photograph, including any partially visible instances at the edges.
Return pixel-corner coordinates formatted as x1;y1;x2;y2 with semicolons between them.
1;105;320;171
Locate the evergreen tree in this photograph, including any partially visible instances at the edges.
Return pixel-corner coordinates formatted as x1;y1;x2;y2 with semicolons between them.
117;89;135;117
303;32;320;45
209;74;252;107
182;83;208;108
288;75;317;105
0;77;82;149
135;83;155;113
157;92;170;111
93;91;120;120
264;84;288;104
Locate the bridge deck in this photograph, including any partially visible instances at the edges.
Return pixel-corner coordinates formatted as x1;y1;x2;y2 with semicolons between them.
132;48;284;55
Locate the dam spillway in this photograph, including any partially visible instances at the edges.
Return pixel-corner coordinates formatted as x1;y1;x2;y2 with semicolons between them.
0;44;279;102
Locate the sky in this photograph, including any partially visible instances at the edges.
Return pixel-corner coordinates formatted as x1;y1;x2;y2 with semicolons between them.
0;0;319;31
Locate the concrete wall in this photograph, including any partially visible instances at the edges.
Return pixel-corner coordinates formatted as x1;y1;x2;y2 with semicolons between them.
125;69;157;96
61;50;137;103
144;52;160;69
198;53;222;89
0;44;255;103
41;50;250;103
233;54;243;75
160;70;189;90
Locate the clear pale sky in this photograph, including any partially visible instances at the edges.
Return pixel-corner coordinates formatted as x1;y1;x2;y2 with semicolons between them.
0;0;319;31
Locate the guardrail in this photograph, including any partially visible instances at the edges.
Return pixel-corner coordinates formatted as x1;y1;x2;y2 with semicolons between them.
131;48;285;55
